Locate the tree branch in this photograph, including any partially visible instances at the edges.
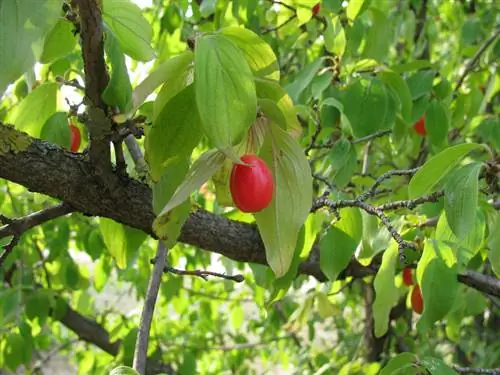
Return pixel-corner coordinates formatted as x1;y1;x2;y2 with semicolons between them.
0;126;498;297
76;0;115;182
0;203;75;267
133;241;168;374
452;365;500;374
454;28;500;94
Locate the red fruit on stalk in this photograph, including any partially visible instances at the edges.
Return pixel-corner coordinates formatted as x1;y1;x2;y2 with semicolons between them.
312;3;320;16
402;267;414;286
230;154;274;213
70;124;81;152
413;115;426;136
411;284;424;314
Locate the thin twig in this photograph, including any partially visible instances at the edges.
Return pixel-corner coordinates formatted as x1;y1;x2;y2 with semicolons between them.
358;168;419;201
133;241;168;374
451;365;500;374
162;265;244;283
0;236;20;268
305;117;322;156
361;141;372;175
351;130;392;144
266;0;296;12
378;191;443;211
262;14;297;34
454;28;500;94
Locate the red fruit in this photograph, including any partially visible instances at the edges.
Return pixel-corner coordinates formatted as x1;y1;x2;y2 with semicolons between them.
411;284;424;314
402;267;413;286
413;115;426;136
312;2;320;15
70;124;81;152
230;154;274;213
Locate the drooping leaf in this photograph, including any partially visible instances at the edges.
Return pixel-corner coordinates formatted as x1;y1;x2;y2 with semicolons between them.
416;240;459;332
379;70;413;123
145;84;202;181
324;16;346;57
327;139;358;188
487;212;500;277
220;27;280;81
408;143;485;199
343;77;390;138
444;163;482;238
255;123;313;277
194;34;257;157
435;210;486;270
102;29;133;113
102;0;154;61
346;0;366;20
426;100;449;148
6;82;58;137
320;207;362;281
361;8;392;62
406;70;435;100
285;58;325;104
132;50;193;111
255;77;301;135
155;150;226;218
40;19;76;64
40;112;71;148
373;243;400;337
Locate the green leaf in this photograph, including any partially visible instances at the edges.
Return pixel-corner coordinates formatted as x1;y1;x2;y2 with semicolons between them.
109;366;140;375
487;210;500;277
444;163;482;238
255;123;313;277
255;77;300;134
220;27;280;81
102;29;133;113
343;77;390;138
94;254;112;292
373;243;400;337
320;207;362;281
426;100;449;148
315;292;340;318
419;357;458;375
179;352;197;375
194;34;257;154
416;240;459;332
25;289;51;325
4;333;24;371
102;0;154;61
6;82;58;137
361;8;391;62
155;150;226;218
132;50;193;111
40;112;71;148
230;305;245;331
408;143;484;199
327;139;358;188
285;58;325;104
40;20;76;64
324;16;346;57
0;2;59;94
406;70;435;100
145;85;202;181
435;210;486;270
379;70;413;123
99;219;147;269
380;353;418;375
346;0;365;20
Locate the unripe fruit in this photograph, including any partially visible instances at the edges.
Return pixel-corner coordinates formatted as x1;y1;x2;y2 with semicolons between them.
312;2;320;15
402;267;413;286
413;115;426;136
70;124;81;152
230;154;274;213
411;284;424;314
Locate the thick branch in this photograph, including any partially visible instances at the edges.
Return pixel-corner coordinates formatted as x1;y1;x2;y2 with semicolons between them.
56;298;175;374
0;127;499;297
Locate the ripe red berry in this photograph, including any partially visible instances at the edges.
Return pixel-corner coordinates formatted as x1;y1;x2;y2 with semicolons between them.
312;2;320;15
70;124;81;152
402;267;413;286
411;284;424;314
230;154;274;213
413;115;426;136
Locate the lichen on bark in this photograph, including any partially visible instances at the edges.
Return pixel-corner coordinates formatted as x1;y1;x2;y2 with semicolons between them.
0;123;31;155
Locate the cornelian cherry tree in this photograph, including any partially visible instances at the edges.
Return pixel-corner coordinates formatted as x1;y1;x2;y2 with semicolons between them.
0;0;499;374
